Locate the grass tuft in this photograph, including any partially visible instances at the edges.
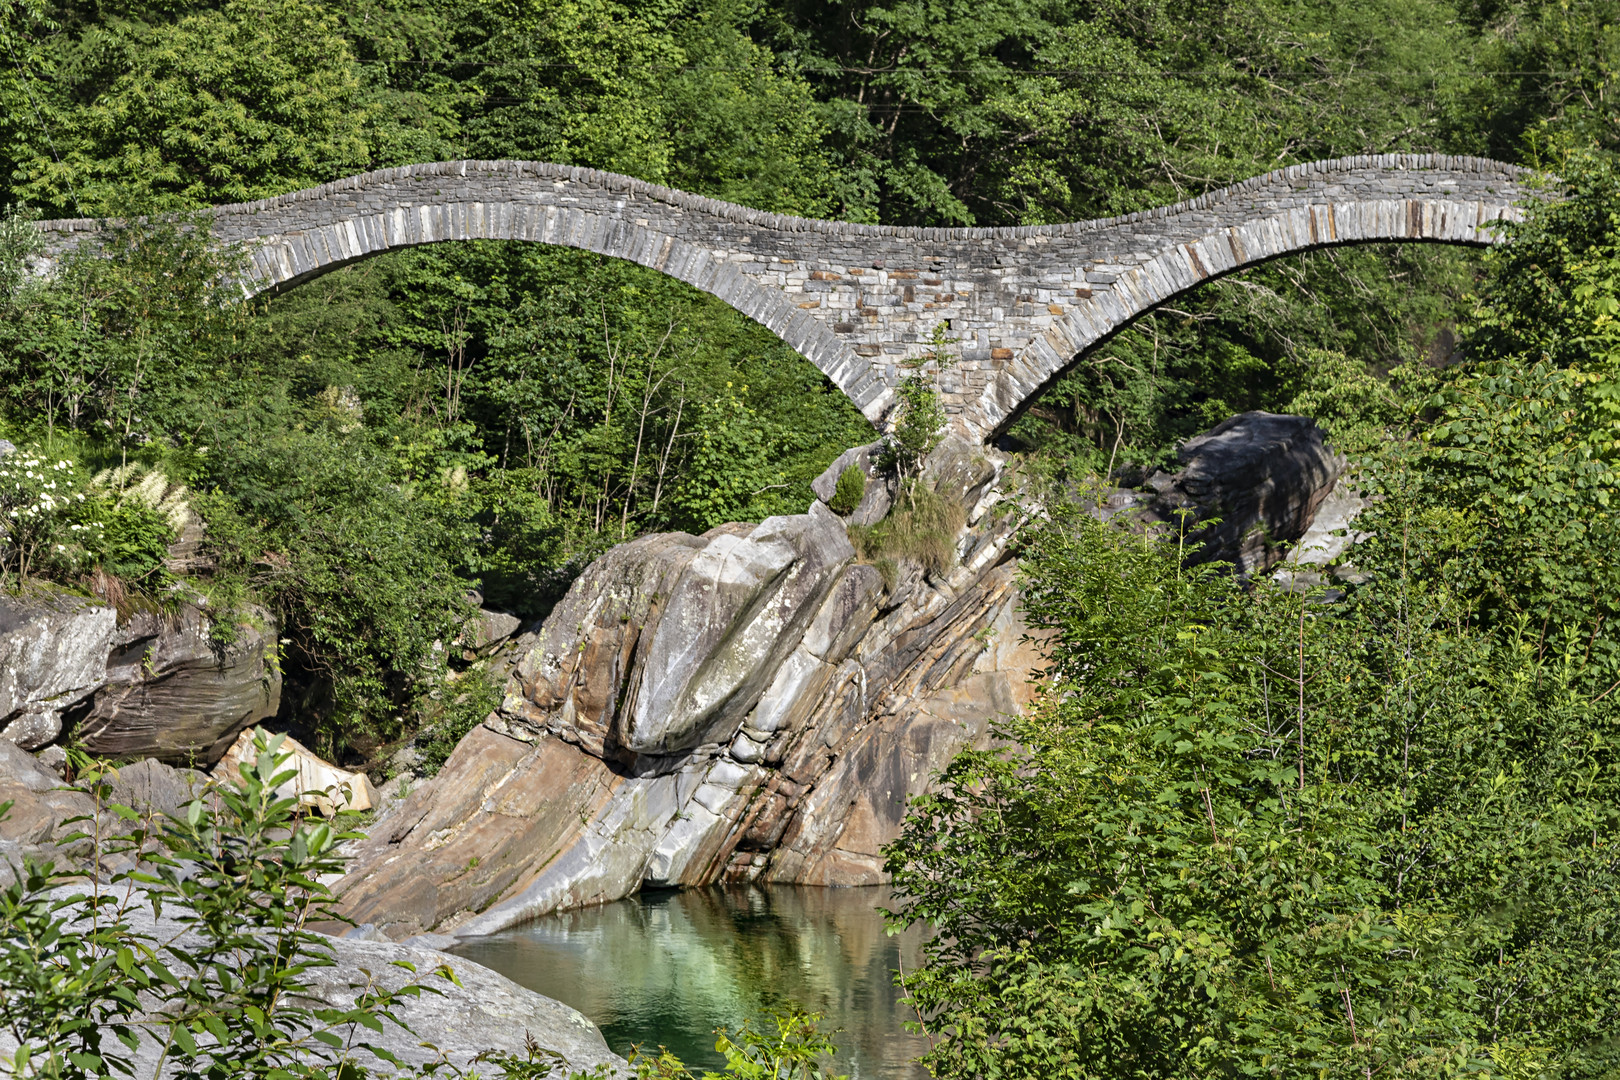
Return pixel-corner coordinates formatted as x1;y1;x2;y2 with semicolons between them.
847;482;967;581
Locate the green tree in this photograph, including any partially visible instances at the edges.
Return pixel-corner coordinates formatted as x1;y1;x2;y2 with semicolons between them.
889;494;1620;1078
885;147;1620;1080
7;0;373;215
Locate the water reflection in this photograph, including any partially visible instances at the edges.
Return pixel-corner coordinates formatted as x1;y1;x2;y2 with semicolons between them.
452;885;930;1080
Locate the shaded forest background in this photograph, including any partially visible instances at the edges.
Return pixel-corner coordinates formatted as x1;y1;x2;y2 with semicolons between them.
0;0;1616;758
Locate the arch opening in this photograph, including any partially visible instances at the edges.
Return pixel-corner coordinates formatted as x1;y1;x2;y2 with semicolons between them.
995;237;1490;469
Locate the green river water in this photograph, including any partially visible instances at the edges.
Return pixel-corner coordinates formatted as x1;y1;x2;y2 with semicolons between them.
452;885;931;1079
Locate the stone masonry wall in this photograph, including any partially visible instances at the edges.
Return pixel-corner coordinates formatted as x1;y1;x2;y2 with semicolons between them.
34;155;1534;440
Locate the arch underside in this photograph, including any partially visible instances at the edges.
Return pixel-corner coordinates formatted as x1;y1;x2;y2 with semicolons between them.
241;213;880;422
972;201;1516;439
32;156;1532;442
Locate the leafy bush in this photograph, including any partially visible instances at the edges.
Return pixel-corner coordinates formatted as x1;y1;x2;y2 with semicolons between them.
415;665;506;777
632;1013;846;1080
88;500;175;585
828;466;865;516
885;157;1620;1080
0;448;96;586
0;733;437;1078
888;497;1620;1079
881;324;955;489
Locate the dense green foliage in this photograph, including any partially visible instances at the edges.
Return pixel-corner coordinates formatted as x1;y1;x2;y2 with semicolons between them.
885;154;1620;1079
2;0;1617;761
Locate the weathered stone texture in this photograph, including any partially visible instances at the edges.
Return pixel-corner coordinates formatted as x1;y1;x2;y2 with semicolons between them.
0;592;116;750
0;595;281;764
74;603;281;764
331;443;1038;939
35;155;1533;439
2;886;624;1079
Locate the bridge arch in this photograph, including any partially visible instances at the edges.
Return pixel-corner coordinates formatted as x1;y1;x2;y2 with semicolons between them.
33;154;1534;441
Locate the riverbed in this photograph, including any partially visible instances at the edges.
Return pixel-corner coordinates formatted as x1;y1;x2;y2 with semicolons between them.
452;885;931;1079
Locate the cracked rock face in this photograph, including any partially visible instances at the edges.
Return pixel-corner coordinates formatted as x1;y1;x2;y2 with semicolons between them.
0;594;280;764
74;604;282;765
334;445;1041;940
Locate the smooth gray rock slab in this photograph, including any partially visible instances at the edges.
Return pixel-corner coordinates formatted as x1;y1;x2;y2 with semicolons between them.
102;758;208;819
0;591;115;740
626;503;854;755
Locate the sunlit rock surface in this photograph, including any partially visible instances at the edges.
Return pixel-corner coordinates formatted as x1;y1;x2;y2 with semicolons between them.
335;442;1043;939
0;886;624;1078
0;592;116;750
0;594;279;764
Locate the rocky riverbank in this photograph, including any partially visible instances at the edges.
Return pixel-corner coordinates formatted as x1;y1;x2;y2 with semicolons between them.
1;412;1354;946
332;412;1351;941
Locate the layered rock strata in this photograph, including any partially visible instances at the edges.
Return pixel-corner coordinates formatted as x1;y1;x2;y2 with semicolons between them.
0;593;280;764
335;443;1042;940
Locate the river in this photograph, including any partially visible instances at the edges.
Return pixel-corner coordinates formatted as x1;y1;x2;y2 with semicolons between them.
452;885;932;1079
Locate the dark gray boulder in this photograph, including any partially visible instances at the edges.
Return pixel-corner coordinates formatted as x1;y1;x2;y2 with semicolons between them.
102;756;208;819
0;738;94;865
73;603;281;765
1130;412;1344;575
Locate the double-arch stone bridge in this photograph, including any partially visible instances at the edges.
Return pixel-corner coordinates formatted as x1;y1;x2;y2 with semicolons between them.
34;153;1533;441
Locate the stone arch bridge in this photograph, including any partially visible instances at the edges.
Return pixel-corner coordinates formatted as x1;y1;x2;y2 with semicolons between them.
34;154;1534;441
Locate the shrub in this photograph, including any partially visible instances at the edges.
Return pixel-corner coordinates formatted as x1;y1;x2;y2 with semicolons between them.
0;448;96;586
886;470;1620;1080
828;465;866;515
415;664;506;777
0;733;437;1078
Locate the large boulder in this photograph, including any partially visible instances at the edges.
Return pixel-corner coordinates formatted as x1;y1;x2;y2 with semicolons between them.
72;603;281;765
0;738;94;865
495;506;854;763
0;592;116;751
330;414;1354;942
492;530;712;759
334;446;1044;939
1127;412;1344;575
625;504;853;756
